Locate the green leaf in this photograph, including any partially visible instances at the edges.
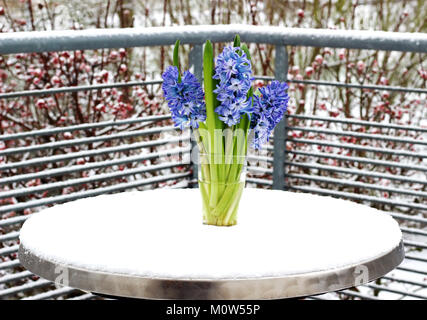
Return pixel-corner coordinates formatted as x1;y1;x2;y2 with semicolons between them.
203;40;222;131
204;40;219;193
204;40;224;185
173;39;181;82
247;86;254;98
203;40;216;132
240;44;251;60
233;34;241;47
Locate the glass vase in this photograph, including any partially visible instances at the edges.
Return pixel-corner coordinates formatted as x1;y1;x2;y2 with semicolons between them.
198;153;246;226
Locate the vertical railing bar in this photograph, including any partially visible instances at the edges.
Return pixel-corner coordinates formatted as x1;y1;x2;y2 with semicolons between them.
272;45;288;190
189;44;204;186
192;44;204;83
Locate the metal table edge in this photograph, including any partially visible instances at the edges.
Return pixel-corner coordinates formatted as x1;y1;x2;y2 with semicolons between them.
18;240;404;300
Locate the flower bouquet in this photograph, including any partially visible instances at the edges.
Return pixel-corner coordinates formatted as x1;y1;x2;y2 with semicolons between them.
162;35;289;226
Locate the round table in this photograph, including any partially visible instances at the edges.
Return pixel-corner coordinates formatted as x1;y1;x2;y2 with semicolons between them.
19;189;404;300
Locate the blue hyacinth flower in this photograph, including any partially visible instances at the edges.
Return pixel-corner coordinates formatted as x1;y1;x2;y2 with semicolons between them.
212;46;253;127
250;80;290;149
162;66;206;129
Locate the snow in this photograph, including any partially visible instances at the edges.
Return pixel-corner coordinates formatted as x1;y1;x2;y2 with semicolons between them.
19;188;402;280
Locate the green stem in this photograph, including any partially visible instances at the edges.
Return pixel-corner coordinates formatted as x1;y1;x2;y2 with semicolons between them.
203;40;221;207
223;183;244;225
199;36;252;226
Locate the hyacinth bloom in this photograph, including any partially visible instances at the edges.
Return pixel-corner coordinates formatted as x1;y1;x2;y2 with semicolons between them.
161;36;289;226
213;46;253;125
250;81;290;149
162;66;206;130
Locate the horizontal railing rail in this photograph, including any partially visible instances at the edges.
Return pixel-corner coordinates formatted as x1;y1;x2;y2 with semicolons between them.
285;173;427;197
0;25;426;54
287;126;427;146
287;150;427;171
0;80;163;100
287;138;427;158
256;75;427;94
0;171;192;218
0;114;171;141
285;161;426;184
0;147;189;186
0;161;188;200
0;136;188;171
287;114;427;132
0;126;178;156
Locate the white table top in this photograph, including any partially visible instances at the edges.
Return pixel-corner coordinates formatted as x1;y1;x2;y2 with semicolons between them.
19;188;404;299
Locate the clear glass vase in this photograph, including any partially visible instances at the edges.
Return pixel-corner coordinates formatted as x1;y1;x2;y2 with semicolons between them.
198;153;246;226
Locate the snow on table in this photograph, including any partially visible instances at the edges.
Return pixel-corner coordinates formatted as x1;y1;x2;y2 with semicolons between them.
19;188;402;281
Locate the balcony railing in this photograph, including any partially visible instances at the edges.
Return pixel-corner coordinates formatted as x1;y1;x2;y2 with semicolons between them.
0;25;426;300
